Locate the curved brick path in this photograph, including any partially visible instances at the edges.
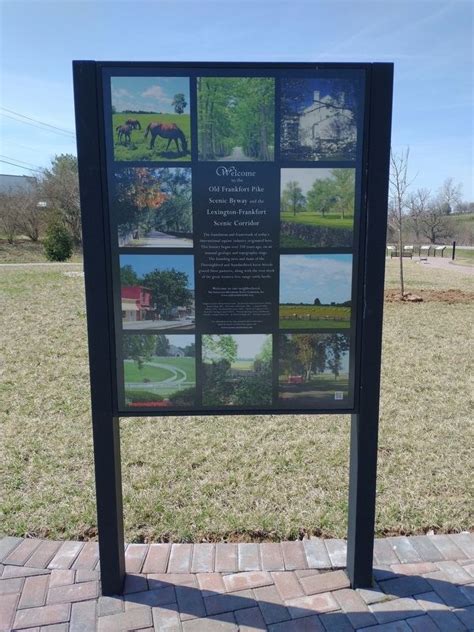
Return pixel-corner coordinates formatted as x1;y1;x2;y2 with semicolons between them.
1;534;473;631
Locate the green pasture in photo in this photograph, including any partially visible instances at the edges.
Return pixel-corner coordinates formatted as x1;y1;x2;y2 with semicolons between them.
279;305;351;329
281;211;353;230
112;113;191;162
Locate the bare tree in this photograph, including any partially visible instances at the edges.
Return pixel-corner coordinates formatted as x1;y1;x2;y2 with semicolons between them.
437;177;462;215
419;201;453;244
389;148;414;297
16;184;47;241
408;188;431;242
0;192;20;244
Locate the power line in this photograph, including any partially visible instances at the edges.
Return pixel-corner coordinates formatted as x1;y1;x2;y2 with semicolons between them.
0;112;75;139
0;106;75;136
0;159;41;173
0;154;43;170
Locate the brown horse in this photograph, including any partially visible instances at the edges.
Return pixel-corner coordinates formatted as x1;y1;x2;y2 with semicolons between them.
144;122;188;154
116;124;132;145
125;119;141;130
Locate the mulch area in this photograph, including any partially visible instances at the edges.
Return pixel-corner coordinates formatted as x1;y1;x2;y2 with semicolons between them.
385;289;474;304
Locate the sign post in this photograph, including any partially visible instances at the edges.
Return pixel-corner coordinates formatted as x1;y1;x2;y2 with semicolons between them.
73;61;393;595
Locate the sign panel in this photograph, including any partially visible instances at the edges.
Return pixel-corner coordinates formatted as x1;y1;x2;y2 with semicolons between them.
73;61;393;594
97;65;368;415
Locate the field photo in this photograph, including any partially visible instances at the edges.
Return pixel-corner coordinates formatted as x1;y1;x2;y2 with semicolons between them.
120;254;194;331
280;254;352;329
198;77;275;161
280;168;355;248
123;333;195;409
281;77;361;162
111;76;191;161
202;334;272;407
113;167;192;248
279;333;350;407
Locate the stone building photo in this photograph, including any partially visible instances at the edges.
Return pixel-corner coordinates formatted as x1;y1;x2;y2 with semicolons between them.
281;78;361;161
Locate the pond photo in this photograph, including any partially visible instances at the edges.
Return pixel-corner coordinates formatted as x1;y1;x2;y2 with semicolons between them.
202;334;272;407
279;254;352;329
279;333;350;407
280;168;355;248
113;167;192;248
111;76;191;161
120;254;194;331
123;333;196;409
197;77;275;161
280;77;361;162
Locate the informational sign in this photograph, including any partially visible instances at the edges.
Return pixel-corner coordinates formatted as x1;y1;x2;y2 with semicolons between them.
94;65;371;415
74;61;393;595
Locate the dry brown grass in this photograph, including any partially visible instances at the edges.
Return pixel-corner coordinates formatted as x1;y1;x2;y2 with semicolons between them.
0;260;472;541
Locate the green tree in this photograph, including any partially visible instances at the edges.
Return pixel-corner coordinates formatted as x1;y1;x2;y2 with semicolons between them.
41;154;81;245
172;93;187;114
143;268;192;319
123;335;155;370
331;169;355;219
202;335;238;364
281;181;305;217
326;334;350;379
155;334;170;356
307;178;336;217
183;342;196;357
43;218;73;262
120;264;139;286
293;334;325;381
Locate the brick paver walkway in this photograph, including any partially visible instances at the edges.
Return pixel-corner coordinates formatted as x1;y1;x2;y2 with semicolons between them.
1;534;473;631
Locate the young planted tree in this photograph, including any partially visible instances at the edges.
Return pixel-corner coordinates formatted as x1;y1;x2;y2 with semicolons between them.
389;148;414;297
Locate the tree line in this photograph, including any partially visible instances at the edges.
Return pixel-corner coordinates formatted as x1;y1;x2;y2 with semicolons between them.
198;77;274;160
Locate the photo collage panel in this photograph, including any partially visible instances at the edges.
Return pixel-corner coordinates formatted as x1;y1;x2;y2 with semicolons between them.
103;69;364;413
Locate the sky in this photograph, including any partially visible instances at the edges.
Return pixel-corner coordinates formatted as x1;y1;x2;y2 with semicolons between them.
281;168;350;194
165;334;194;349
120;254;195;288
280;254;352;304
0;1;472;199
111;77;190;114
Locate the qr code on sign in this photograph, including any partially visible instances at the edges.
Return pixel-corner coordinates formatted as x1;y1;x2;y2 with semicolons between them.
334;392;344;401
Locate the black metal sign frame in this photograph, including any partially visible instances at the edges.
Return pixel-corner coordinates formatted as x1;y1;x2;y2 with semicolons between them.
73;60;393;594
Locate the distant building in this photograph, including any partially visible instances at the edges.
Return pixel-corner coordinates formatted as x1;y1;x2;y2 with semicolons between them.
297;91;356;155
168;345;185;357
121;286;152;321
0;174;37;195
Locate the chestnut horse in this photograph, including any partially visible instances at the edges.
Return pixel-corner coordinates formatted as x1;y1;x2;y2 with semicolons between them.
125;119;141;130
144;122;188;154
116;124;132;145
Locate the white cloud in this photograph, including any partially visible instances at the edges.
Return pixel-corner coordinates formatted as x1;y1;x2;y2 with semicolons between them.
142;85;172;104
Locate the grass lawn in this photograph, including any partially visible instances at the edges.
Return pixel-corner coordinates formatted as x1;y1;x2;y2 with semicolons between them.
124;361;175;383
0;260;472;542
0;239;83;264
231;360;254;371
281;211;353;230
112;113;191;162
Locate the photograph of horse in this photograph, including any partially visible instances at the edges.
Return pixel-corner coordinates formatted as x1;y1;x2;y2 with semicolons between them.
111;76;191;162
